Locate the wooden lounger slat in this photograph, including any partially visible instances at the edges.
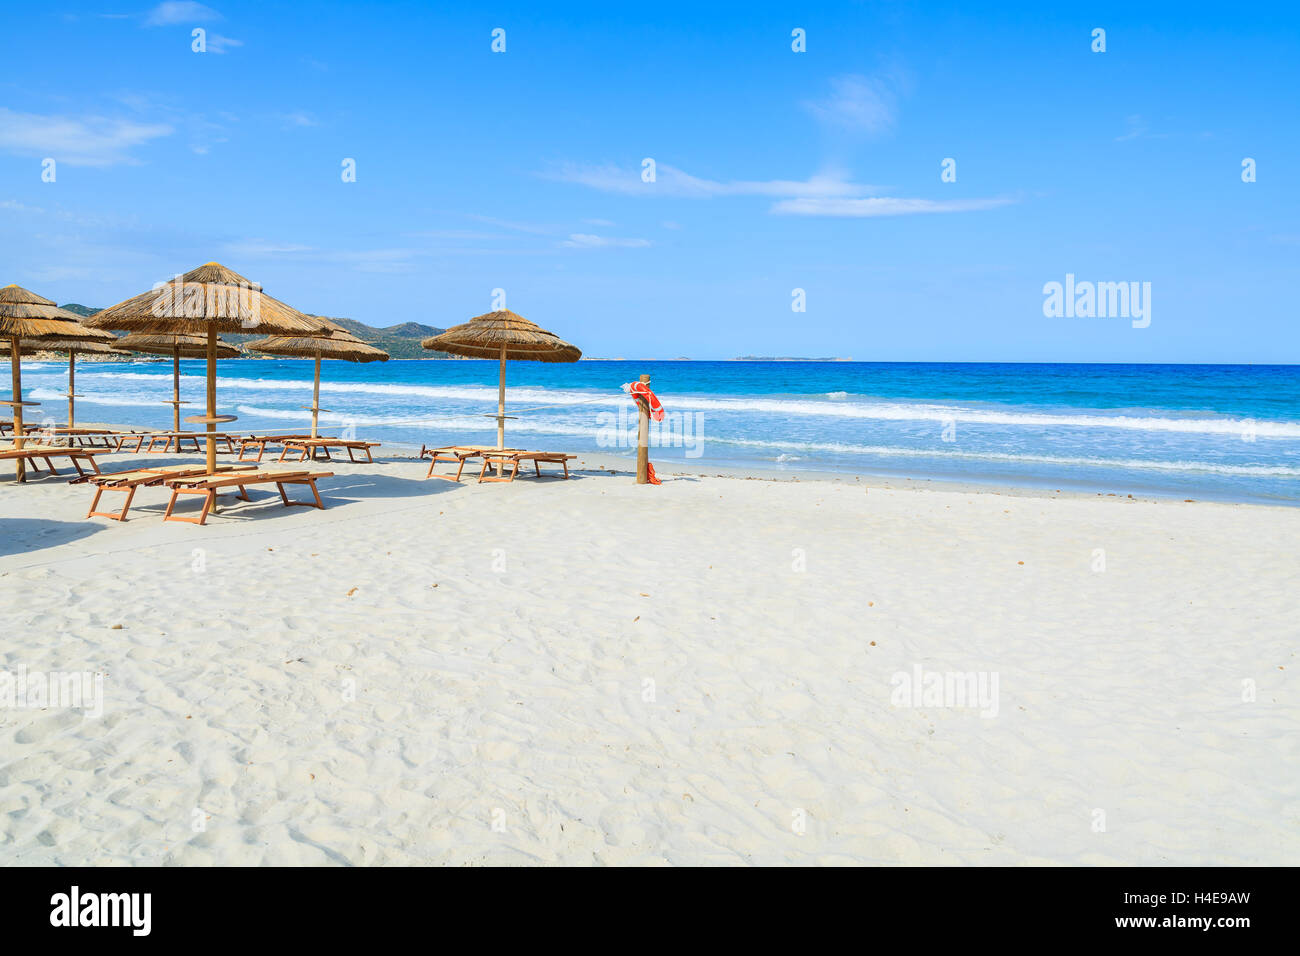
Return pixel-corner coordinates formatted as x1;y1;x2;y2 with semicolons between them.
421;444;528;482
476;451;576;483
81;463;259;521
0;446;102;479
162;470;334;525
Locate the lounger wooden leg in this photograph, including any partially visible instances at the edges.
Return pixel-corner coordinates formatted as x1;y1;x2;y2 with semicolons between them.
236;483;251;501
199;489;215;524
534;460;541;476
276;479;325;509
455;457;467;481
118;486;137;520
163;488;179;520
277;446;288;462
562;460;569;478
42;457;60;476
87;485;137;521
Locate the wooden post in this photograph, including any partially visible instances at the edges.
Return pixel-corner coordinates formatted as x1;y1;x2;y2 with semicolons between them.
635;373;650;484
172;345;181;432
205;329;217;474
496;343;507;475
9;336;24;483
67;350;76;428
311;353;322;438
496;344;507;449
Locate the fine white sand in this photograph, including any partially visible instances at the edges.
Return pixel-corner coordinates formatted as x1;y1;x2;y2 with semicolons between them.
0;447;1296;865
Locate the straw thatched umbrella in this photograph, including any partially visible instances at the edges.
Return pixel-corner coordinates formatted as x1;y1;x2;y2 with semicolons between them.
1;284;111;481
85;263;331;473
0;334;120;428
245;318;388;438
112;333;241;432
421;310;580;451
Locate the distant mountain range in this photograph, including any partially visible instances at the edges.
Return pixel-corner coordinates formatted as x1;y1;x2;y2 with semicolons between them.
60;306;450;360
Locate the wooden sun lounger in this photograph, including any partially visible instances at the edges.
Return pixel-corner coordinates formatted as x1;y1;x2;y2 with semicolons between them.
22;426;145;449
0;444;102;478
162;469;334;525
76;463;259;521
477;451;576;483
419;444;527;482
277;437;382;463
115;431;238;454
237;435;311;462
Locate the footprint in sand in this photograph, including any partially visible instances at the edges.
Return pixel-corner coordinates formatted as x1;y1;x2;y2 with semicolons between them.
14;709;84;745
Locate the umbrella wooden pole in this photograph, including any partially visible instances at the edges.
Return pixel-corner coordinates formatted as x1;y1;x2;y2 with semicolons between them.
205;330;217;474
9;336;24;482
497;344;507;449
172;346;181;433
67;351;76;428
636;374;651;484
496;343;507;475
312;354;321;439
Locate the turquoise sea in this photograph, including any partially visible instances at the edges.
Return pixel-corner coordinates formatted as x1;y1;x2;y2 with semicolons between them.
19;359;1300;504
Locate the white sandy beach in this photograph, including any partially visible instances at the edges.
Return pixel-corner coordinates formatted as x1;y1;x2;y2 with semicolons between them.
0;446;1296;866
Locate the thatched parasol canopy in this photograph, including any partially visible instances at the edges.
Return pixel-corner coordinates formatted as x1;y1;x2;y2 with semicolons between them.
2;285;117;479
0;336;119;356
246;318;387;438
112;332;242;359
421;309;581;362
247;323;388;363
421;309;580;451
0;284;105;341
85;263;331;473
84;262;332;337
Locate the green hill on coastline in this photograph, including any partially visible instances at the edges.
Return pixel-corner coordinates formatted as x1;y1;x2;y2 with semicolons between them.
59;306;450;359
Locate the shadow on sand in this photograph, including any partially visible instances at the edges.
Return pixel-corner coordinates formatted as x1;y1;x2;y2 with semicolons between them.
0;517;103;557
133;469;460;523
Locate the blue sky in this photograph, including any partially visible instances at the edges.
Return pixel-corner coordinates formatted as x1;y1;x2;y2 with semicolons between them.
2;0;1297;362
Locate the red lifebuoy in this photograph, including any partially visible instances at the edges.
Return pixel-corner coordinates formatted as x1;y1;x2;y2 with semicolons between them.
625;381;665;422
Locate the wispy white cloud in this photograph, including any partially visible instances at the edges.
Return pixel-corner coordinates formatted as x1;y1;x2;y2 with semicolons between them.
205;34;243;54
803;73;902;135
223;239;315;256
279;111;319;128
220;239;422;273
1115;114;1149;142
546;161;872;198
772;197;1015;217
145;2;221;26
0;108;172;166
559;233;651;249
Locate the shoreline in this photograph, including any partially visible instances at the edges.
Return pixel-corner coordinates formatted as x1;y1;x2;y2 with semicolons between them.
37;421;1300;509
